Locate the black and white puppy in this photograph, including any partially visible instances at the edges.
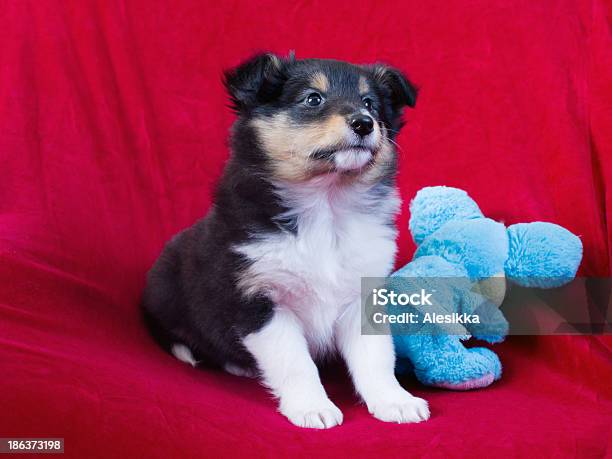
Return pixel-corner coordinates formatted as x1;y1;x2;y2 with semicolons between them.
142;53;430;428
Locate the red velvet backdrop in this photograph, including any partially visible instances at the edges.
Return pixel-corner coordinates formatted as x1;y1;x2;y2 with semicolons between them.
1;1;610;458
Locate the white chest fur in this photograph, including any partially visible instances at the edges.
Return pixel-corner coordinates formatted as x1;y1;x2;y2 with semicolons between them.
234;177;400;356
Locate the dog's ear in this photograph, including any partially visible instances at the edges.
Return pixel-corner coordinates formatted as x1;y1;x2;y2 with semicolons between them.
224;53;288;113
371;64;417;110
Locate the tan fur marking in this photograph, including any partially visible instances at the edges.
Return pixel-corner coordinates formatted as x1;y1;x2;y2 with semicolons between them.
310;72;329;93
252;113;353;181
252;113;392;183
359;76;370;95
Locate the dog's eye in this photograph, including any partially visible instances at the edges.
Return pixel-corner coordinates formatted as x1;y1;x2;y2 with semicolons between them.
304;92;323;107
362;97;374;110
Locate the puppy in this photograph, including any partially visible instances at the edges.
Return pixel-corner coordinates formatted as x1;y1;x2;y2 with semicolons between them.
142;53;430;428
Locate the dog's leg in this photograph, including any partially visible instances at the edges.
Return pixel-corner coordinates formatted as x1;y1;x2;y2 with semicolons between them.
336;301;430;423
243;308;343;429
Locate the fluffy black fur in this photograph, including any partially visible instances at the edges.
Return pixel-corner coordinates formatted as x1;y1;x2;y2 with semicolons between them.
142;53;417;371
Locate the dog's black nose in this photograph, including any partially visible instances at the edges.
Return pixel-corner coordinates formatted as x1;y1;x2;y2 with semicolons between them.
349;115;374;137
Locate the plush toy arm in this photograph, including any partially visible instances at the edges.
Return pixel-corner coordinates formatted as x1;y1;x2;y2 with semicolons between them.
505;222;583;288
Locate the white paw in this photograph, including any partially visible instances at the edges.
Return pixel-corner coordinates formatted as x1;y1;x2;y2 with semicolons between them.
280;397;344;429
368;392;430;424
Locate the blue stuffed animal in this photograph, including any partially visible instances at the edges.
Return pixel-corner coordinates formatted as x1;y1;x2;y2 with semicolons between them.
390;186;582;390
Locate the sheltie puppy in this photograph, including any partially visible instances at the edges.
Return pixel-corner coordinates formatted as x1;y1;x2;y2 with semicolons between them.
142;53;429;428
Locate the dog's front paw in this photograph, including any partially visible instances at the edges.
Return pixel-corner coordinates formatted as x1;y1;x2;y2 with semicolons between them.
279;397;343;429
367;391;430;424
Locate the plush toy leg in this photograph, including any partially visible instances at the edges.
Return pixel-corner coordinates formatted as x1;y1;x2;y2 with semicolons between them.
394;335;502;390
